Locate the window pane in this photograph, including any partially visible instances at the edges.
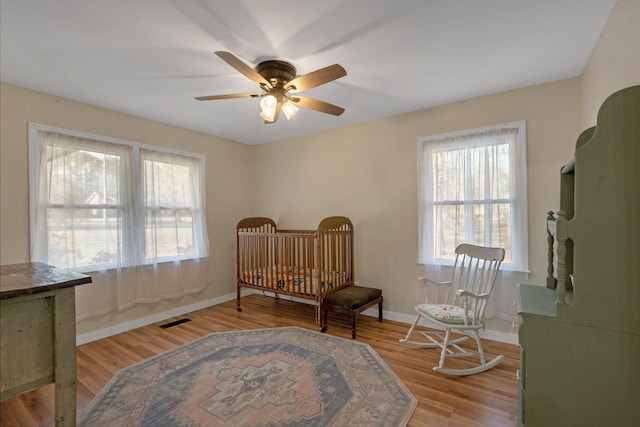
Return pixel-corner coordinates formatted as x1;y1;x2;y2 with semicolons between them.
47;208;122;268
143;159;194;208
434;204;465;259
47;146;121;206
470;145;485;201
472;204;485;243
433;149;464;202
490;202;511;262
145;210;195;259
493;143;511;199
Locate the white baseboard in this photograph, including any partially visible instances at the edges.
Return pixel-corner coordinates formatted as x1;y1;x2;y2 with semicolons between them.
243;291;518;345
76;289;518;346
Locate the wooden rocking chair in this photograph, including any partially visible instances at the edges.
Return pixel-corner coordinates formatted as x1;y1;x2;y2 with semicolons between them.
400;244;505;375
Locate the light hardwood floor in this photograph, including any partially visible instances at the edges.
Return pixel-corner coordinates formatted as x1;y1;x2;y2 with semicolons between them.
0;294;520;426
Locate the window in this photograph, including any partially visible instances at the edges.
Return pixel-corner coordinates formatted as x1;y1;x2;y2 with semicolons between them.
29;124;208;271
417;121;528;271
141;149;207;263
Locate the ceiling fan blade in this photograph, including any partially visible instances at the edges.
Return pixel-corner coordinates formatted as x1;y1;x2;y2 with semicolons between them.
214;51;272;89
195;93;261;101
285;64;346;92
291;95;345;116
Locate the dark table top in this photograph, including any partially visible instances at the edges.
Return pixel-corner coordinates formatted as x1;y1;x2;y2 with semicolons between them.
0;262;92;300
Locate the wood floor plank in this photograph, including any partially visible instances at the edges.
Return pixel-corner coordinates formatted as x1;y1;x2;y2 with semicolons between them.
0;294;519;426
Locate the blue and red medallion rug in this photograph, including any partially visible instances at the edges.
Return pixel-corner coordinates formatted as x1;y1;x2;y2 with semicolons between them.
79;326;417;426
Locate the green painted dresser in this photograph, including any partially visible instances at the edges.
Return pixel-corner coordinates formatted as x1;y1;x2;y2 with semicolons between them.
517;85;640;426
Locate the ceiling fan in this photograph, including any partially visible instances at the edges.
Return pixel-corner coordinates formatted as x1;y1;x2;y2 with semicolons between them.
196;51;347;124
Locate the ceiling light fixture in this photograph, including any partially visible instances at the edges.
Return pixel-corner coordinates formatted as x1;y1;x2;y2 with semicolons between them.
259;94;278;122
259;91;299;123
281;99;299;120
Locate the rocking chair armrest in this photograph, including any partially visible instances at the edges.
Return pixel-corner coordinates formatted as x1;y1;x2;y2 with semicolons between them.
456;289;491;300
418;277;453;287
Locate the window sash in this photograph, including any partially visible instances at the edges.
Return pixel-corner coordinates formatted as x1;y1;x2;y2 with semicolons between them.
45;206;125;270
140;148;205;263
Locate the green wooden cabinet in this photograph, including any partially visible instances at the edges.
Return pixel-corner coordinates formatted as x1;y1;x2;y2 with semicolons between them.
517;85;640;426
0;263;91;427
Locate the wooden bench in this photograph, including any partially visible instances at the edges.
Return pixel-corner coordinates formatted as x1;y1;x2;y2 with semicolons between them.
321;285;383;339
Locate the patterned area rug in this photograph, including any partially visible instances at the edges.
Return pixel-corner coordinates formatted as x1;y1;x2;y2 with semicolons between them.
79;327;417;426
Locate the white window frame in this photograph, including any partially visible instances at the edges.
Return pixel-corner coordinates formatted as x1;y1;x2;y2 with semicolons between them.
417;120;528;272
28;122;207;272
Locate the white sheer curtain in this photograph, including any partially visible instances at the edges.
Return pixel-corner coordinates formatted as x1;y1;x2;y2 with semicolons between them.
417;122;528;323
29;126;211;320
140;149;208;263
31;132;134;269
132;148;210;303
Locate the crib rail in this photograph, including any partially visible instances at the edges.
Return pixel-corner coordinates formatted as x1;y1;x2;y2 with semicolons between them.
237;230;318;296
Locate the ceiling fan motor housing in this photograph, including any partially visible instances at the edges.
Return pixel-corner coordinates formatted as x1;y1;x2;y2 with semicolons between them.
256;60;297;88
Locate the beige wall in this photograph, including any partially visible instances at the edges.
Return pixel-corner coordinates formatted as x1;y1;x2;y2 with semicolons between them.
252;78;582;332
2;0;634;337
581;0;640;127
0;82;255;334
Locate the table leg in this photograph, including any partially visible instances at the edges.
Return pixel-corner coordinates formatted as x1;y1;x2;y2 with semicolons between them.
54;287;76;427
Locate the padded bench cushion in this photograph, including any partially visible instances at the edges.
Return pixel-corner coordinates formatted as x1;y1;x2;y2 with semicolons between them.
324;286;382;310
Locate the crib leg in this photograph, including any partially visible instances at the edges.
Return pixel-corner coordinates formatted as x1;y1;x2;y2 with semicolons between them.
320;305;328;333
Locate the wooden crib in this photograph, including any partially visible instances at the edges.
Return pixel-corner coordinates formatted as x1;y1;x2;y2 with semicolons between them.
236;216;354;324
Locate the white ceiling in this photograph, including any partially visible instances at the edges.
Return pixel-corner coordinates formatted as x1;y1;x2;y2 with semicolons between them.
0;0;617;145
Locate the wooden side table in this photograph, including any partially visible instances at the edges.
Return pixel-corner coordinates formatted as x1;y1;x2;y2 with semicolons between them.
1;262;92;427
